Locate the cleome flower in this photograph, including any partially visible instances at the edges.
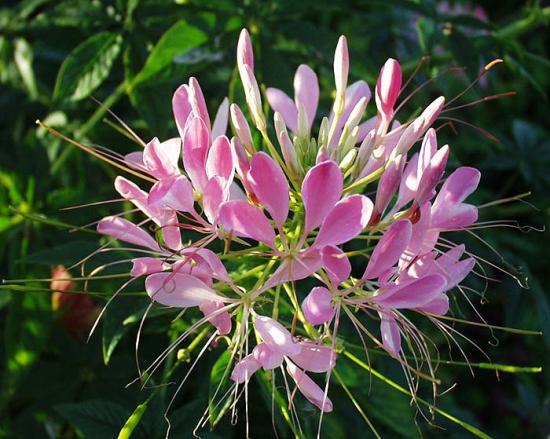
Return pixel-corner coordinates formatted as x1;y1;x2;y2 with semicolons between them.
41;26;519;437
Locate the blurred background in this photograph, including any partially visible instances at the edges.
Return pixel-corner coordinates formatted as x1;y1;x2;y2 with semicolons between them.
0;0;549;437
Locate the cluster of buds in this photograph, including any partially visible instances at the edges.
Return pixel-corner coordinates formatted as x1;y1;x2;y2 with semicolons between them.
92;29;482;422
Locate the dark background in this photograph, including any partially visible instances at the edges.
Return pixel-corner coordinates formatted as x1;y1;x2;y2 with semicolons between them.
0;0;548;437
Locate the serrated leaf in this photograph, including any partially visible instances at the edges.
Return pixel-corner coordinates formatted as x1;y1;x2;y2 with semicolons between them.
53;32;122;103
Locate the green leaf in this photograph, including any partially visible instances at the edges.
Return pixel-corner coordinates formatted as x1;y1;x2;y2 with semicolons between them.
102;295;148;364
118;400;149;439
56;399;135;439
13;38;38;99
53;32;122;103
1;291;51;409
130;20;207;88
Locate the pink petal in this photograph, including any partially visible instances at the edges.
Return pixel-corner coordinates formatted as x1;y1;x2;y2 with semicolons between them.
375;58;402;118
314;195;373;247
148;175;194;212
188;77;210;130
266;87;297;132
379;311;401;357
294;64;319;129
182;116;210;191
432;203;478;230
172;84;192;139
230;137;254;195
302;161;343;233
432;166;481;207
373;274;447;309
124;151;145;170
373;154;405;218
231;354;260;384
181;247;231;283
205;135;234;184
145;272;225;307
418;295;449;315
203;176;227;224
364;220;412;280
218;200;275;247
442;257;475;290
415;144;449;206
230;104;254;154
286;361;333;412
330;81;372;147
321;245;351;285
237;29;254;70
114;176;156;219
199;301;232;335
143;137;180;179
211;97;229;139
396;153;419;208
160;211;182;251
254;315;301;356
130;257;169;277
291;342;336;373
247;152;289;227
301;287;335;325
418;128;437;175
400;202;434;265
253;343;284;370
97;216;160;250
333;35;349;96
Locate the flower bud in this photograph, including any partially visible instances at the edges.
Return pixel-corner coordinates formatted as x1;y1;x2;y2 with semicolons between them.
230;103;254;154
375;58;402;119
333;35;349;114
237;28;254;71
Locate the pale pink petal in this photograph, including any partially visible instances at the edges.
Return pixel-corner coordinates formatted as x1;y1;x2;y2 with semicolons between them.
182;116;210;191
203;176;227;224
253;343;284;370
230;137;253;196
143;137;181;179
247;152;289;227
314;195;373;247
218;200;275;247
231;354;260;384
124;151;145;170
301;287;335;325
333;35;349;97
286;361;333;412
130;257;169;277
294;64;319;129
291;342;336;373
396;153;419;208
321;245;351;285
330;81;372;147
442;257;475;290
415;144;449;206
114;176;156;219
148;175;194;212
237;29;254;70
373;274;447;309
379;311;401;357
302;160;343;233
364;220;412;280
418;128;437;174
205;135;234;184
97;216;160;250
188;77;210;129
400;202;434;265
230;104;254;154
266;88;297;132
432;166;481;208
211;97;229;139
145;272;225;307
254;315;301;356
172;84;192;139
199;301;232;335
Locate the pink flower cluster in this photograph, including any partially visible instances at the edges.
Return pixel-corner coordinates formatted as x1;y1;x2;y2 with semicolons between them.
95;29;481;414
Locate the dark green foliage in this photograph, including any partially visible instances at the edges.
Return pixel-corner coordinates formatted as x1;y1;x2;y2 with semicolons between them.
0;0;548;437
